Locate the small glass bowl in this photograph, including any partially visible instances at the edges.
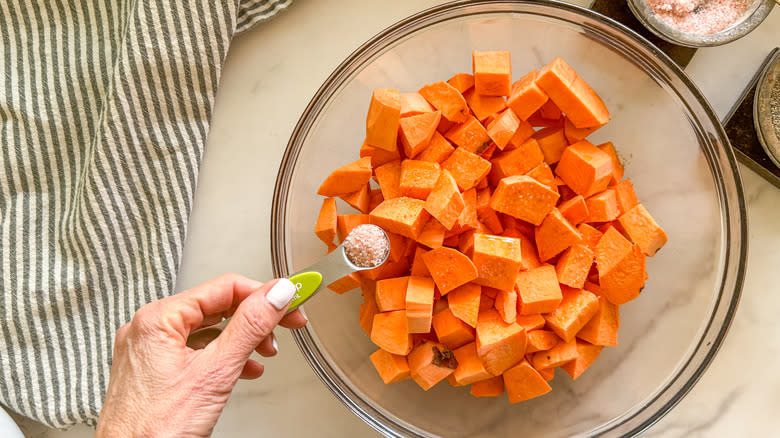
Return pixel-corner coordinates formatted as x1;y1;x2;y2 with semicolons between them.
627;0;775;47
271;1;748;436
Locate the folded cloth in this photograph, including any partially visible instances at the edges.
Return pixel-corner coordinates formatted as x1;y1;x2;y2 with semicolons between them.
0;0;292;429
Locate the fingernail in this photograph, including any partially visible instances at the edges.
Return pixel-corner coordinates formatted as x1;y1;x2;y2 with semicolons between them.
272;335;279;354
266;278;296;310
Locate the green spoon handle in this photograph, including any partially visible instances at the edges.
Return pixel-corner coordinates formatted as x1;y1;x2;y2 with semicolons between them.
286;271;323;312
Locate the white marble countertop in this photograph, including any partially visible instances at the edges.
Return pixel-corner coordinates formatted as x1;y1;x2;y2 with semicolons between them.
12;1;780;437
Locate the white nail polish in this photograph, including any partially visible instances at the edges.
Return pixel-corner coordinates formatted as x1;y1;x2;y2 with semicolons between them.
266;278;297;310
272;335;279;353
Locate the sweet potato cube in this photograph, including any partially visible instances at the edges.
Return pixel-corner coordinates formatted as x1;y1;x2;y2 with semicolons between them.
471;233;523;290
472;50;512;96
336;214;369;242
516;264;562;315
365;88;401;151
618;204;668;256
419;81;470;123
327;273;361;294
518;233;542;271
369;197;429;239
447;73;475;93
375;276;409;312
489;175;559;226
533;126;568;164
526;162;557;192
564;116;602;143
486;109;520;150
578;223;603;250
416;219;447;249
463;88;507;121
597;141;624;186
560;340;603;380
424;169;465;230
516;314;546;331
507;70;549;121
531;338;578;369
447;283;481;327
556;140;614;197
476;309;527;375
470;375;505;397
317;157;373;197
525;330;560;353
508;121;536;152
535;208;582;261
476;188;503;234
494;289;518;324
444;115;492;155
613;179;639;214
360;140;401;168
359;282;379;335
422;247;479;294
371;310;413;355
400;92;434;118
535;58;610;128
577;296;619;346
595;227;647;304
453;188;479;231
544;287;600;342
558;195;589;226
417;131;455;164
556;243;595;289
586;188;620;223
441;147;492;191
369;349;411;384
340;183;371;213
399;111;441;158
374;159;402;200
451;342;493;385
406;276;436;334
432;307;476;349
399;160;441;200
504;360;552;403
315;198;338;247
408;341;458;390
539;99;562;120
489;138;544;185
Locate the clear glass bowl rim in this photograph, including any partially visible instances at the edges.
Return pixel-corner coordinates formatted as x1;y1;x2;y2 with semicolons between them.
271;1;748;436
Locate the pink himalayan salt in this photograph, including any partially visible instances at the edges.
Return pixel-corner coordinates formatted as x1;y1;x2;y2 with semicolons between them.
644;0;755;34
343;224;389;268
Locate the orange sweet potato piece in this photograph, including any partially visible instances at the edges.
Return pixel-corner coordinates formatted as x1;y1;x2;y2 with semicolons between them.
419;81;470;123
564;116;602;143
341;183;371;213
504;360;552;403
363;257;411;281
516;314;546;331
399;111;441;158
515;264;562;315
370;348;411;384
475;188;504;235
535;208;582;261
597;141;624;186
613;179;639;214
416;131;455;164
375;276;409;312
416;218;447;249
537;366;555;382
486;109;520;151
317;157;373;197
577;295;619;346
555;243;595;289
315;198;338;246
327;273;362;294
560;341;603;380
384;232;407;263
527;111;565;128
359;281;379;335
526;163;557;192
424;169;465;230
618;203;668;256
544;287;599;342
488;137;545;186
360;140;401;168
578;223;603;250
369;197;429;239
517;233;542;271
366;88;401;151
374;159;402;200
432;307;476;349
508;121;536;152
558;195;589;226
451;342;492;385
447;283;481;327
371;310;413;355
476;309;527;375
535;58;610;128
453;188;479;231
406;276;436;334
422;247;479;294
470;375;505;397
489;175;559;226
531;338;578;369
525;330;560;353
595;227;646;304
399;159;441;200
494;289;518;324
539;99;562;120
472;50;512;96
336;214;369;242
410;246;430;277
586;188;620;223
507;70;548;120
448;73;475;93
533;126;568;164
471;233;523;290
555;140;614;197
441;147;492;191
408;341;458;390
400;92;434;118
463;88;507;121
444;115;492;155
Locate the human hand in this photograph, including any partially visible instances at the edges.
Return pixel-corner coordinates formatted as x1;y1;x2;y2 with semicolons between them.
96;273;307;438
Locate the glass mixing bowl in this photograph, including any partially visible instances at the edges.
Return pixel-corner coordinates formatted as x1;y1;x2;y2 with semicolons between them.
271;1;747;436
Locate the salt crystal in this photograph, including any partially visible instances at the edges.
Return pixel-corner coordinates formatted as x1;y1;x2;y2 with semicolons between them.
343;224;390;268
644;0;754;34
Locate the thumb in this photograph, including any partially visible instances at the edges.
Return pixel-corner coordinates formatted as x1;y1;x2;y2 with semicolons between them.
211;278;297;365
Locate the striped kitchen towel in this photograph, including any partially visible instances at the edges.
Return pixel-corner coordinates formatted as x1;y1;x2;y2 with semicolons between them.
0;0;292;429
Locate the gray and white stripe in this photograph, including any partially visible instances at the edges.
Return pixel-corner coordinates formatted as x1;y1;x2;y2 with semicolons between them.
0;0;291;428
